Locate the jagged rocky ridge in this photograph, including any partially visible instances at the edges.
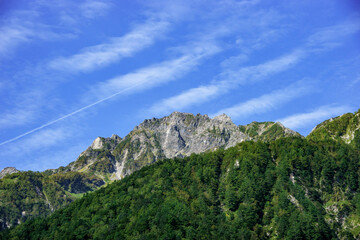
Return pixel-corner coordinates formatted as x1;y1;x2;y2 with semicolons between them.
62;112;300;181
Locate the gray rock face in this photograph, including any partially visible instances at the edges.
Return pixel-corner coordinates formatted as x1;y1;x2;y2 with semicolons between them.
90;137;104;150
134;112;248;158
65;112;301;180
0;167;19;179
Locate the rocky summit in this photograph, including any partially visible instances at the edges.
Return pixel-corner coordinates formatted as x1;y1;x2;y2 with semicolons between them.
62;112;300;181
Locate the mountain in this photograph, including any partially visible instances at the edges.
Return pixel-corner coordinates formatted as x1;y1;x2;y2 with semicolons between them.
2;110;360;239
62;112;300;181
0;112;300;231
2;131;360;239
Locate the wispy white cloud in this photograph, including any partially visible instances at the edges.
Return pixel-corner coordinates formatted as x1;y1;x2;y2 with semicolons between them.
220;49;305;85
0;108;36;128
91;41;221;99
276;105;353;130
211;81;312;119
147;49;304;116
0;25;33;55
0;127;69;156
48;20;170;73
0;88;45;129
0;126;83;171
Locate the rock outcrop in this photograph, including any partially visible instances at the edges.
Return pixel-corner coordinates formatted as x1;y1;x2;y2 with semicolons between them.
0;167;19;179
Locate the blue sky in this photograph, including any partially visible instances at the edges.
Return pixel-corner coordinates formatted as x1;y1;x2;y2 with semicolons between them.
1;0;359;171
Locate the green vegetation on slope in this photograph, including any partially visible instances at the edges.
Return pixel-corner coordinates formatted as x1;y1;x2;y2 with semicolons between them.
2;136;360;239
0;171;104;230
240;121;301;142
308;109;360;147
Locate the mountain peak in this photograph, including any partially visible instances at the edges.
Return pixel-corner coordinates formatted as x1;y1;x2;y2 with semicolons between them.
213;113;232;123
111;134;121;141
90;137;104;150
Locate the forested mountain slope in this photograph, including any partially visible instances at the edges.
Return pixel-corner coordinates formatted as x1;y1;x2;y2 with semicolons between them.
2;134;360;239
0;171;104;230
308;109;360;147
0;112;299;231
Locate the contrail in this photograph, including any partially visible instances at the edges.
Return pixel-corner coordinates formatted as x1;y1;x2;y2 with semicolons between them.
0;81;145;147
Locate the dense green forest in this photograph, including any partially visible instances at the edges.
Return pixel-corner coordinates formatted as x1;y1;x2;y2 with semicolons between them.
2;135;360;239
0;171;104;230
